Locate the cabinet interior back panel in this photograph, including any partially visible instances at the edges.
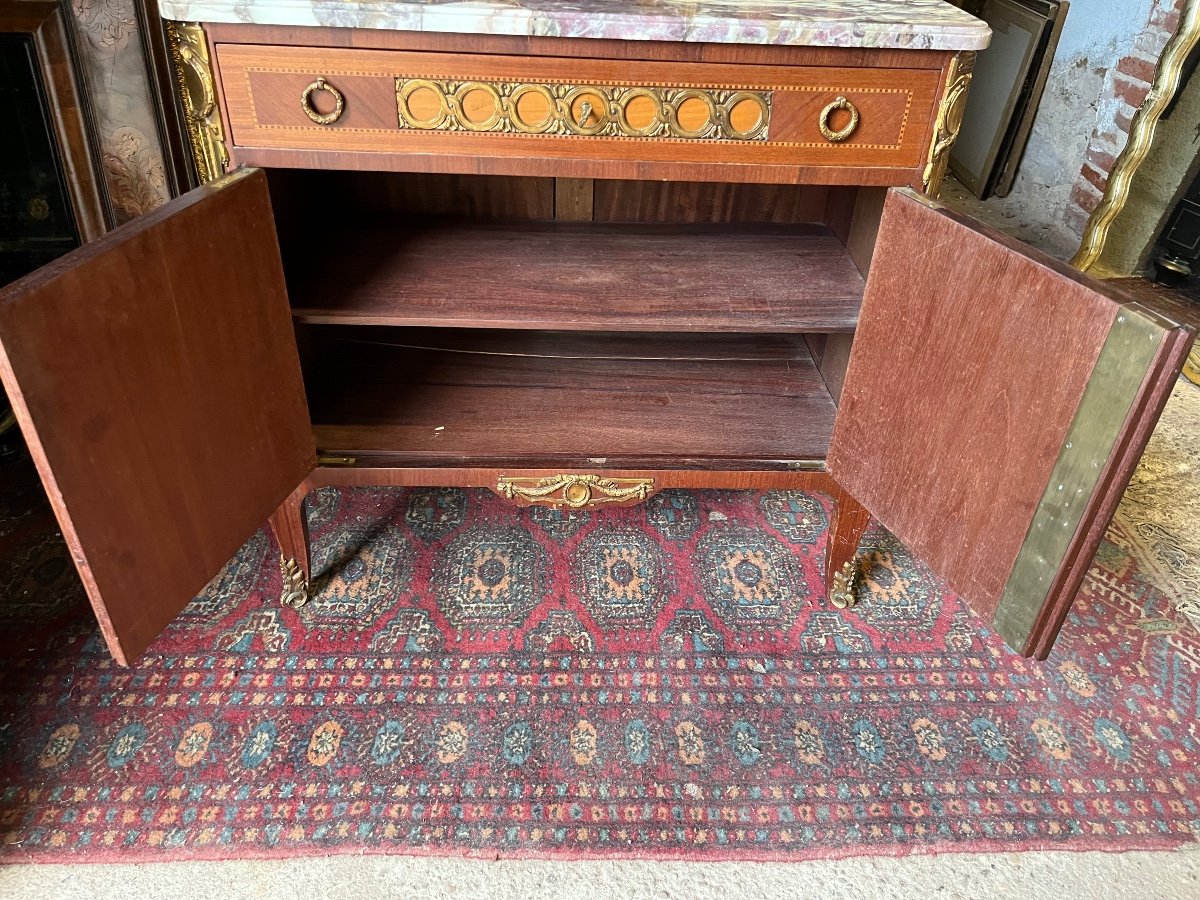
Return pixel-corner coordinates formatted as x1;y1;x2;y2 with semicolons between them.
303;328;836;467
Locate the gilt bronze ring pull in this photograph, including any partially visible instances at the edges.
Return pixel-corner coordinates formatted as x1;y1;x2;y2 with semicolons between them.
301;77;345;125
818;95;860;143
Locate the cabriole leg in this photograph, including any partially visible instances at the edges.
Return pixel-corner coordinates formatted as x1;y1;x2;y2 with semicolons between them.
268;486;311;609
826;485;870;609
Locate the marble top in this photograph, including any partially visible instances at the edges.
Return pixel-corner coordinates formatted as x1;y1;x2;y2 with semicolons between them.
160;0;991;51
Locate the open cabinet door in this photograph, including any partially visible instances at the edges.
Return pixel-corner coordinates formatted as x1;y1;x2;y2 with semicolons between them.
0;169;315;665
828;189;1193;659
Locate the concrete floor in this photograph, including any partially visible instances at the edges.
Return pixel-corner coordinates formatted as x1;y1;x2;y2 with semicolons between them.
2;848;1199;899
940;175;1083;260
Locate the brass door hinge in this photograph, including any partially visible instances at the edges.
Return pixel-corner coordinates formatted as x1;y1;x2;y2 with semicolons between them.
316;454;357;467
785;460;825;471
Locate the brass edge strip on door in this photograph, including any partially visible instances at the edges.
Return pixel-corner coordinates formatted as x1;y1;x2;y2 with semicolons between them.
991;306;1166;650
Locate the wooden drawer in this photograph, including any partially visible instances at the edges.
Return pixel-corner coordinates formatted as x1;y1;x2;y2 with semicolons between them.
215;43;942;182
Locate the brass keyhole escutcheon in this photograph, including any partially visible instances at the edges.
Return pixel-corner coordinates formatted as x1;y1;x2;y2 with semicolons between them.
576;100;593;128
301;76;346;125
818;95;860;143
565;89;606;134
563;481;592;506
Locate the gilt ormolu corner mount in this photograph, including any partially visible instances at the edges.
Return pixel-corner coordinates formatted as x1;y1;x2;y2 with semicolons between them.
164;21;227;184
923;50;976;197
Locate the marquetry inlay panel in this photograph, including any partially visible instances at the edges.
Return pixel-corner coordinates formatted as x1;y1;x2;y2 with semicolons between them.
396;78;772;141
213;43;947;178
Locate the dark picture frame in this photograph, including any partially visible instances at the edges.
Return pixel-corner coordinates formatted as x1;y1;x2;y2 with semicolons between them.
951;0;1069;199
0;0;109;245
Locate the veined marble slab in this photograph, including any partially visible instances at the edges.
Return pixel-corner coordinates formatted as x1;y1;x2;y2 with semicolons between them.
159;0;990;51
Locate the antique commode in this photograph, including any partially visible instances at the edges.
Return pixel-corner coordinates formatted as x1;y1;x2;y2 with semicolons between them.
0;1;1191;665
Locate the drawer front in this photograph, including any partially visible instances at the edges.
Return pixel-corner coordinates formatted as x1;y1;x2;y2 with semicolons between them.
216;44;942;178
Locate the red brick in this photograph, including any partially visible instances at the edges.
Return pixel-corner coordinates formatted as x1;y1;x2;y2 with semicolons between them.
1081;162;1109;192
1065;205;1090;236
1149;7;1182;32
1135;28;1171;59
1070;182;1102;215
1115;106;1135;134
1089;126;1128;159
1086;146;1117;177
1113;74;1150;108
1117;54;1157;85
1093;120;1125;142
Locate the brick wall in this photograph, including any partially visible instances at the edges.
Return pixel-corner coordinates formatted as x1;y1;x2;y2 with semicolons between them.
1065;0;1186;235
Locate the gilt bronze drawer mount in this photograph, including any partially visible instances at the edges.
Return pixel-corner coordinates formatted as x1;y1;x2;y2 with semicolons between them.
395;77;772;141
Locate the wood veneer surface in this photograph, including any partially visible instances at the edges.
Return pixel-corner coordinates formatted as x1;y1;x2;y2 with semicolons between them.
304;328;835;466
287;222;864;332
1;1;107;241
592;181;829;224
0;171;313;664
207;23;955;70
215;42;940;184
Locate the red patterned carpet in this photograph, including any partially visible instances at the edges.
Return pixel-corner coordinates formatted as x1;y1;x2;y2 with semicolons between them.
0;457;1197;863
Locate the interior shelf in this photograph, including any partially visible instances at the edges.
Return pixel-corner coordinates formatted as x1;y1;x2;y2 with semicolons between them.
286;221;864;333
303;328;836;468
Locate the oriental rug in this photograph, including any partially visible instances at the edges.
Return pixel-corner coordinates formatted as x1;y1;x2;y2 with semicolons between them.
1112;377;1200;631
0;434;1197;863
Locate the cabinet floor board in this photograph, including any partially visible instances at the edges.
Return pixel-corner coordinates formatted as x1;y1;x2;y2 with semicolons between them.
304;329;836;467
286;222;864;333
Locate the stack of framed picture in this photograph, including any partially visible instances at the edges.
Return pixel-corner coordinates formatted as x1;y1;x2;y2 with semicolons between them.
950;0;1070;199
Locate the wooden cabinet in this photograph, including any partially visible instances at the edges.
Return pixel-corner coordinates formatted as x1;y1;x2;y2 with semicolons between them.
0;22;1191;666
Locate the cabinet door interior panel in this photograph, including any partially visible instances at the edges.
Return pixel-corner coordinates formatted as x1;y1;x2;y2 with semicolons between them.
0;170;315;665
286;222;864;332
828;188;1192;657
303;328;836;467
